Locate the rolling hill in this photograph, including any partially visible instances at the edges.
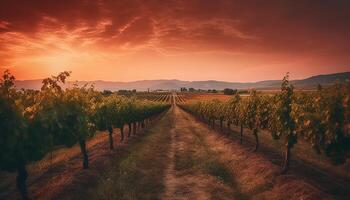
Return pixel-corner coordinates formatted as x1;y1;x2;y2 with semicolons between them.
14;71;350;91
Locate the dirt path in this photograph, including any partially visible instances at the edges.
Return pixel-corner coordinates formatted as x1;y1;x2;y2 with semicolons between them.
162;105;237;200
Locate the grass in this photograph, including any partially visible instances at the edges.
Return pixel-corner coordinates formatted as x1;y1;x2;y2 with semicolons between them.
173;124;248;200
203;159;232;184
220;120;350;185
183;108;336;199
84;111;173;200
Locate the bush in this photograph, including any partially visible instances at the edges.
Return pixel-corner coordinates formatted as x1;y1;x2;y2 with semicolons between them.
223;88;237;95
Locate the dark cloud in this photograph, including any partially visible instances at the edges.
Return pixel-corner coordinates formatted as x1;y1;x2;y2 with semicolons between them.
0;0;350;57
0;0;103;33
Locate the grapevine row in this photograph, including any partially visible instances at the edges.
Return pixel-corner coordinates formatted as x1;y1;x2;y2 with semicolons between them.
0;71;170;199
179;75;350;174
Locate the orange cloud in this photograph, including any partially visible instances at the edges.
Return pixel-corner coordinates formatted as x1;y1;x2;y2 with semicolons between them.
0;0;349;81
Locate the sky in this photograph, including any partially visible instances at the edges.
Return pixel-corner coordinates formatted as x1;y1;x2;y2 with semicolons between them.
0;0;350;82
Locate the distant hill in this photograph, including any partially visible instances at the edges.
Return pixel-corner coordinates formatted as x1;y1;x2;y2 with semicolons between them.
14;71;350;91
292;72;350;88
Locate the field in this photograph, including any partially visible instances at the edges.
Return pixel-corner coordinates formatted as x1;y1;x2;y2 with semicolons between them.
1;73;350;200
177;93;233;102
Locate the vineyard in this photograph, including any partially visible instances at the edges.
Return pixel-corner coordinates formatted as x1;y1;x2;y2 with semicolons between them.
1;71;350;200
134;92;172;103
0;71;170;199
178;76;350;173
175;93;233;102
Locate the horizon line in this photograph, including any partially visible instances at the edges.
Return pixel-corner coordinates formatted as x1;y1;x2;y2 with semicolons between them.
12;70;350;83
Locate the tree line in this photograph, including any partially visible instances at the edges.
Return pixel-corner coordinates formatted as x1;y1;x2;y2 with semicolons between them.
179;87;249;95
179;75;350;174
0;70;170;200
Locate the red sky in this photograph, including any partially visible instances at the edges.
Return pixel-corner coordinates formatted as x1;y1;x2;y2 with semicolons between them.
0;0;350;82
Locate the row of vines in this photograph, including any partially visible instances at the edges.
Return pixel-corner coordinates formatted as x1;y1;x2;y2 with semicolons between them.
179;75;350;174
136;92;172;103
0;71;170;199
174;93;186;103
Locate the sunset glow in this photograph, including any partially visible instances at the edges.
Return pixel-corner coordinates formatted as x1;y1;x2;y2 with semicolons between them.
1;0;350;82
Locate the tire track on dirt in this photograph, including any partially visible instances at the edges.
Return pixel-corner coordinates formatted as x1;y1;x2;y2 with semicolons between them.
162;105;236;200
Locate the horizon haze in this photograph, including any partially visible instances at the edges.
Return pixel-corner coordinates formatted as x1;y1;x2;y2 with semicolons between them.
14;71;350;91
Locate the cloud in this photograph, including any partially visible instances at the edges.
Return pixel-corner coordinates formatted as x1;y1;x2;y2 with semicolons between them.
0;0;350;81
1;0;350;53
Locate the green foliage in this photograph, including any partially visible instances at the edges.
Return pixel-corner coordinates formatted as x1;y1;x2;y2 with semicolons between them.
179;74;350;169
93;94;170;132
0;70;171;198
225;94;241;125
246;90;259;132
296;84;350;164
273;74;297;148
0;70;50;171
223;88;237;95
94;95;119;131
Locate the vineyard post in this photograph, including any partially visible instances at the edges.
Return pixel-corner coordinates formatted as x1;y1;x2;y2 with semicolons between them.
133;122;137;135
16;158;28;200
108;126;114;150
226;122;230;136
128;123;132;138
120;127;125;141
78;139;89;169
281;139;292;174
240;124;243;144
253;129;259;152
49;136;54;170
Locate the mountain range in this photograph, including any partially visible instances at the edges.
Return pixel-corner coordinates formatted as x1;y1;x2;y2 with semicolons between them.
14;71;350;91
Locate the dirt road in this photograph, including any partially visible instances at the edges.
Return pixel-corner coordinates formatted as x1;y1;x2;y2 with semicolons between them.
162;105;238;200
